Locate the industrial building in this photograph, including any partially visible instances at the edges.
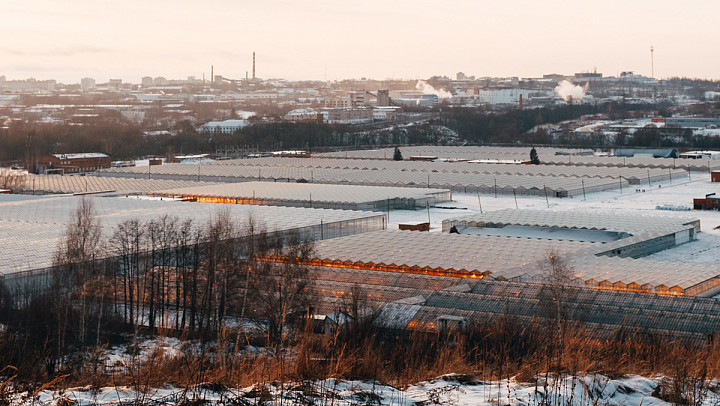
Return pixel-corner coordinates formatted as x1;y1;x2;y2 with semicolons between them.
693;193;720;210
149;182;451;211
326;108;374;124
36;153;111;175
198;119;250;134
679;151;720;160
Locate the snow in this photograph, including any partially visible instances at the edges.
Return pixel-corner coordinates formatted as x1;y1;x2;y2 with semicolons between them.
102;336;183;372
134;157;215;166
18;374;720;405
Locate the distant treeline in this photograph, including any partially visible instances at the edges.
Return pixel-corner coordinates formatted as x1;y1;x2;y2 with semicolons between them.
3;101;720;164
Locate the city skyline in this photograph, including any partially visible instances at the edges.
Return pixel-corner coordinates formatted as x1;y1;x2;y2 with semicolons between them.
2;0;719;83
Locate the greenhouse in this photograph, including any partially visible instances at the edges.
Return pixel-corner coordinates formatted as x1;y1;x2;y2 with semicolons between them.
96;157;678;197
0;194;386;295
305;265;720;341
442;209;699;237
443;209;699;258
299;221;719;296
309;229;592;278
316;146;720;172
11;174;220;195
149;181;451;211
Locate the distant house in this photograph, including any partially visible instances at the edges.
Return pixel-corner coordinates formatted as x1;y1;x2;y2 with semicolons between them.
37;153;111;175
199;119;250;134
313;307;374;335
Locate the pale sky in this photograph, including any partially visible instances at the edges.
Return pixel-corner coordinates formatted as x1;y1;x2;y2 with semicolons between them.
2;0;718;83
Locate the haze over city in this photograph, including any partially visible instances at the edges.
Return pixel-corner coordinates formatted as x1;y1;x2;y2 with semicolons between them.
3;0;720;83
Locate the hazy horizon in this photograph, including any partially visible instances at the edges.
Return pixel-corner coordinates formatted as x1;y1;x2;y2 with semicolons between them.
3;0;719;83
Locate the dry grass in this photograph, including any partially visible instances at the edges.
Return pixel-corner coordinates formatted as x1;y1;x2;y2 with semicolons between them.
3;314;720;403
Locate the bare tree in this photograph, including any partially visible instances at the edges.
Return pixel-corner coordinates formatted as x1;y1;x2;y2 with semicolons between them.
540;249;575;287
247;231;315;346
538;249;577;393
52;197;102;366
202;208;238;337
111;219;144;330
0;168;27;191
239;211;264;321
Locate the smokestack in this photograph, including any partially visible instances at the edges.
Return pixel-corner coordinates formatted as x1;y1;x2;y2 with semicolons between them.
211;65;214;84
252;52;256;80
519;94;523;110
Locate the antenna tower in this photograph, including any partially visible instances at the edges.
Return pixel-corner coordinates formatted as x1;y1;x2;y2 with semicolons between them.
650;46;654;78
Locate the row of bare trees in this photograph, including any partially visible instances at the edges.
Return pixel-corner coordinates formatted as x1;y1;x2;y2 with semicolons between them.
41;199;315;373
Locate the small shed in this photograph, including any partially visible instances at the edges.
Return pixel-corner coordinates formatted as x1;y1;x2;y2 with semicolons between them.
399;222;430;232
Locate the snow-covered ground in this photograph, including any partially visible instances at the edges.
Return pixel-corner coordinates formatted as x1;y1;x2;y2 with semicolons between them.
20;374;720;405
13;335;720;405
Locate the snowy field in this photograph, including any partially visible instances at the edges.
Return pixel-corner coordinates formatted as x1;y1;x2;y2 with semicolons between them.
15;336;720;405
388;172;720;265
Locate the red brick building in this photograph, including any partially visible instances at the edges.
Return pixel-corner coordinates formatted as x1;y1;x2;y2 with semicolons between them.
693;193;720;210
38;153;111;174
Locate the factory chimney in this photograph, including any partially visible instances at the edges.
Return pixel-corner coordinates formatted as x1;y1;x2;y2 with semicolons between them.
211;65;214;85
252;52;256;80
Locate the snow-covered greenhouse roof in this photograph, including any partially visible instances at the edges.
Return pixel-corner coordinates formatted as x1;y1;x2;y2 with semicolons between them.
149;181;450;210
14;174;220;195
98;156;687;197
315;146;720;171
0;194;384;276
443;208;698;236
312;229;592;277
308;221;718;296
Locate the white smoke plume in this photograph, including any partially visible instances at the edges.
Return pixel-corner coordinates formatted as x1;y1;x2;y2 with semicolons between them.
554;80;588;102
416;80;453;99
